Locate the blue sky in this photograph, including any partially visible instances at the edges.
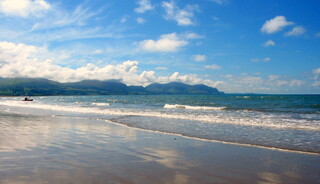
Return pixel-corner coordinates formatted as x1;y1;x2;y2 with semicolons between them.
0;0;319;93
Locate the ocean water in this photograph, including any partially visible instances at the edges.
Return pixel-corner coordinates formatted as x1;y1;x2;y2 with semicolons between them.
0;94;319;154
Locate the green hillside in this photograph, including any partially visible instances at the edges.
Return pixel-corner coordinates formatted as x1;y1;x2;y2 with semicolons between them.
0;78;223;96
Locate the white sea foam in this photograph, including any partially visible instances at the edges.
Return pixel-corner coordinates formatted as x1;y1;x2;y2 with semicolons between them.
164;104;226;111
236;96;251;99
0;100;319;131
92;103;110;106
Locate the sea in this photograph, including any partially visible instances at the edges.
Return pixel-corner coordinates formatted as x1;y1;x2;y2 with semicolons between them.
0;94;319;154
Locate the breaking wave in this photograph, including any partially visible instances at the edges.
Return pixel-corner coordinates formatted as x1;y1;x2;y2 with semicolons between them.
92;103;110;106
0;100;319;131
164;104;226;111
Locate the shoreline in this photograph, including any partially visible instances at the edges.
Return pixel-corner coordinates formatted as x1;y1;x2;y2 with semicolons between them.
0;107;319;183
106;119;320;156
1;101;320;154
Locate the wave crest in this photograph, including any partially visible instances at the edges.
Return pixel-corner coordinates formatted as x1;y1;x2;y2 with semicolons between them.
92;103;110;106
164;104;226;111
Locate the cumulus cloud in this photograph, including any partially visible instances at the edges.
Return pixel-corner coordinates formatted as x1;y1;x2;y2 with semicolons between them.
205;64;221;70
139;33;188;52
135;0;154;13
289;80;304;87
268;75;280;81
183;32;203;39
93;49;103;54
263;40;275;47
251;58;260;62
157;72;222;87
240;76;263;85
193;54;206;62
162;1;198;26
210;0;227;5
251;57;271;62
155;67;168;70
0;0;51;18
312;81;320;87
261;16;294;34
218;72;311;93
223;72;320;93
285;26;306;36
224;74;233;78
137;17;145;24
313;68;320;80
264;57;271;62
271;79;304;87
0;41;221;87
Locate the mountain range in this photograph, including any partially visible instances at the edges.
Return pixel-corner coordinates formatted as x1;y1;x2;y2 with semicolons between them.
0;78;224;96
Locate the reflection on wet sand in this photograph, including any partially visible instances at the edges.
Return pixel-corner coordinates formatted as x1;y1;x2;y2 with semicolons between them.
0;114;137;152
0;111;319;184
258;172;282;184
139;147;196;169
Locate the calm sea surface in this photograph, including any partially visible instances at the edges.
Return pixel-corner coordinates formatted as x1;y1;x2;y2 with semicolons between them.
0;94;319;153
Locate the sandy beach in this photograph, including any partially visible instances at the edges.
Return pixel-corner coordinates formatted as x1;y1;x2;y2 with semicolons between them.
0;105;319;184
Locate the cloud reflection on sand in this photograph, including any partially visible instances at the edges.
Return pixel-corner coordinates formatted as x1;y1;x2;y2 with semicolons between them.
141;147;199;170
0;108;319;184
0;113;137;152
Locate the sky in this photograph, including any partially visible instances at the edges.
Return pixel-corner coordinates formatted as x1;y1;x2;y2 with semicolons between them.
0;0;319;94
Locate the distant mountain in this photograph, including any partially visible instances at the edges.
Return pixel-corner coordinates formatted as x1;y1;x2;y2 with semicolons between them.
0;78;64;96
145;82;223;95
0;78;223;96
64;80;130;95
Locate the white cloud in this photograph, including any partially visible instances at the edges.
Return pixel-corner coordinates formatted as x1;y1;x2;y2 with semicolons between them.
2;2;113;43
0;0;51;18
23;27;116;43
224;74;233;78
157;72;222;87
268;75;280;81
205;64;221;70
312;81;320;87
155;67;168;70
193;55;206;62
237;76;263;85
313;68;320;80
137;17;145;24
162;1;198;26
251;58;260;62
251;57;271;62
261;16;294;34
263;40;275;47
289;80;304;87
0;41;49;65
212;16;220;22
52;4;106;28
183;32;203;39
135;0;154;13
93;50;103;54
263;57;271;62
285;26;306;36
315;32;320;38
139;33;188;52
220;73;311;93
0;41;221;87
274;80;289;87
120;16;127;23
210;0;227;5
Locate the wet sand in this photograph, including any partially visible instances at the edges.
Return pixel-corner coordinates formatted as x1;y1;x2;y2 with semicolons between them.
0;108;319;184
